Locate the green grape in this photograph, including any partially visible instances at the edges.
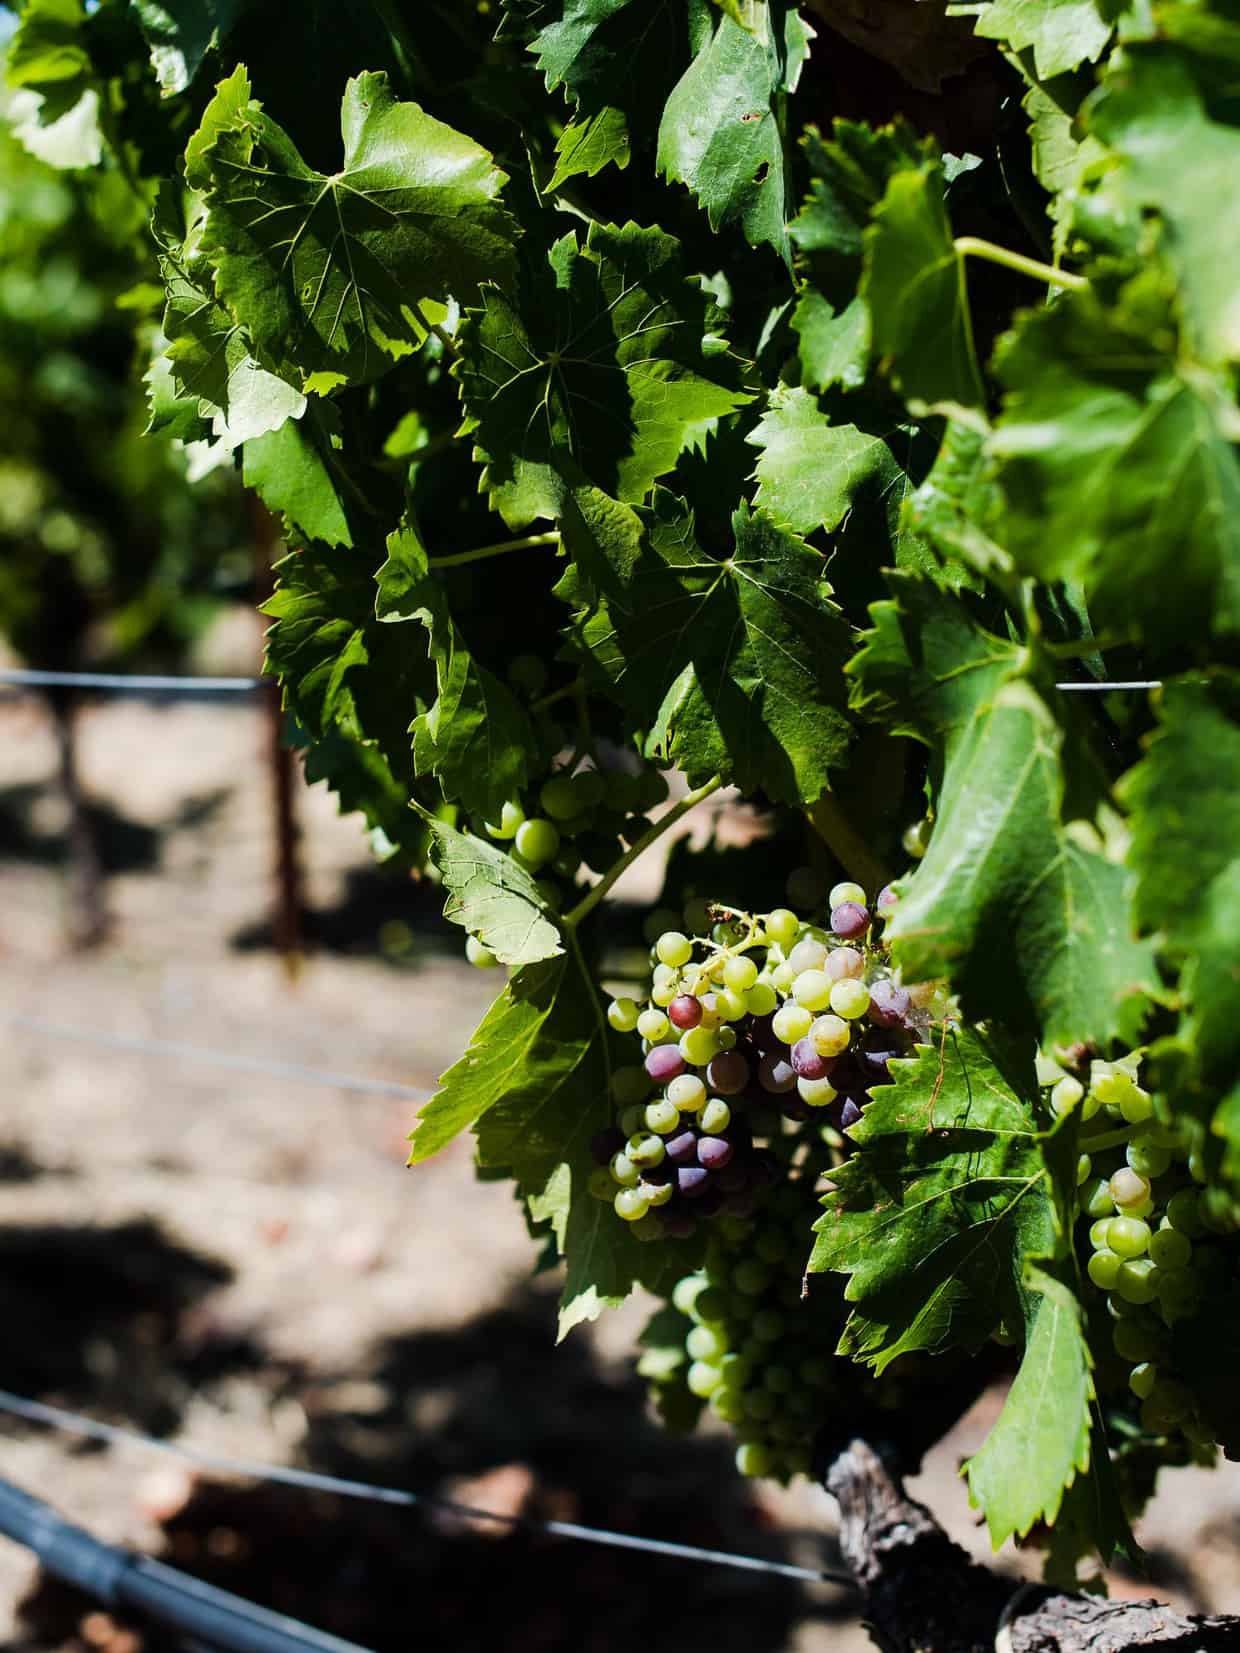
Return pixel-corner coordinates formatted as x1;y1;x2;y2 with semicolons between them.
641;1178;673;1208
1108;1216;1151;1258
1129;1362;1158;1400
746;980;778;1017
1088;1248;1123;1290
686;1323;727;1361
610;1066;650;1105
1127;1138;1172;1179
799;1076;837;1107
772;1004;813;1044
1141;1379;1194;1432
810;1015;851;1057
645;1099;681;1135
637;1007;671;1041
1080;1177;1115;1220
1077;1153;1092;1186
770;962;797;992
1116;1257;1159;1304
672;1275;708;1317
701;1099;731;1134
614;1187;650;1222
742;1388;776;1421
540;775;580;820
687;1360;723;1397
485;800;525;840
733;1259;771;1295
636;768;670;810
792;970;832;1011
588;1166;615;1200
627;1133;665;1168
1112;1315;1163;1363
829;978;870;1019
667;1073;706;1112
1149;1226;1192;1271
610;1152;640;1187
679;1026;720;1066
466;935;500;969
1166;1188;1207;1238
572;770;606;809
1119;1085;1154;1125
714;987;748;1022
1051;1076;1085;1115
764;908;800;949
1088;1218;1114;1251
619;1105;646;1137
607;997;640;1033
515;817;561;865
656;930;693;967
829;880;866;909
736;1442;774;1477
710;1388;747;1423
723;954;758;992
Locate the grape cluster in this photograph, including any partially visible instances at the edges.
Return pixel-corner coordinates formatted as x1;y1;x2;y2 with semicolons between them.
591;881;943;1237
1060;1051;1240;1445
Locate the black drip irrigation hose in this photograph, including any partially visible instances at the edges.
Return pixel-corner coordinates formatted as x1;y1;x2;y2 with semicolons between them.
0;1478;375;1653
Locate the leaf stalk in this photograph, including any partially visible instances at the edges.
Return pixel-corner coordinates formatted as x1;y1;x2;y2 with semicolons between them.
954;236;1088;293
564;774;725;929
429;532;561;569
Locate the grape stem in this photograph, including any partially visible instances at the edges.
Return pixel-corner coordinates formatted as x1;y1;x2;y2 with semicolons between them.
429;532;561;569
1078;1124;1137;1153
408;301;461;358
954;236;1087;292
564;774;725;929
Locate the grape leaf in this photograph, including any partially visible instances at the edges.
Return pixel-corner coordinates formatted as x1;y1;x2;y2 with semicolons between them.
410;953;682;1333
561;487;854;803
262;542;435;856
657;1;814;260
990;286;1240;646
748;384;915;538
454;220;752;528
810;1028;1053;1370
964;1266;1097;1545
131;0;248;94
907;418;1009;582
193;69;518;387
375;526;537;824
1088;47;1240;365
968;0;1111;78
547;105;630;190
1121;673;1240;1169
864;160;985;407
242;411;353;549
851;575;1158;1049
419;813;564;968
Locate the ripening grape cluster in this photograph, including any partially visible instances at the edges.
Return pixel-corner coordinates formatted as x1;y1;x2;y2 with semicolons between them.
1058;1050;1240;1446
590;879;943;1239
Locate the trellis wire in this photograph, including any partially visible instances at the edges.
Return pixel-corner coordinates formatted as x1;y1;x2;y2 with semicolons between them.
4;1014;427;1103
0;1389;853;1589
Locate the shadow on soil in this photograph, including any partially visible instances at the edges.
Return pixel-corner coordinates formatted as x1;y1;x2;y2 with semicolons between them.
13;1281;850;1653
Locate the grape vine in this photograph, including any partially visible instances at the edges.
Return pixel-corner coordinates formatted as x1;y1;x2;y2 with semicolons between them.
13;0;1240;1597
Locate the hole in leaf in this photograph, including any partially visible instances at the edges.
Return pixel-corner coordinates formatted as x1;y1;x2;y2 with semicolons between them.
752;162;770;186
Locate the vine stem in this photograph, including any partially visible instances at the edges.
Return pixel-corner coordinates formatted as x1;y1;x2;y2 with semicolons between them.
428;532;560;569
408;300;461;359
954;236;1088;292
564;774;725;930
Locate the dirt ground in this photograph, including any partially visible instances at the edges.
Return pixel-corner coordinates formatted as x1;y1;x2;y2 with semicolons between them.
2;682;1239;1653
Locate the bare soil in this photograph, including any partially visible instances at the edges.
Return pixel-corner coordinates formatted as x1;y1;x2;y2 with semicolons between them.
1;689;1237;1653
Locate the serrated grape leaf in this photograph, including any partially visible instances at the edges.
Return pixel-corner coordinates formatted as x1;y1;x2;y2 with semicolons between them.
1121;673;1240;1171
509;0;689;178
908;418;1010;583
193;69;517;387
748;384;915;539
547;106;630;190
560;488;853;803
241;411;352;549
850;575;1158;1048
863;160;985;408
788;119;925;393
656;1;813;260
375;526;537;823
418;813;564;968
454;221;752;528
970;0;1111;78
410;953;685;1334
1088;48;1240;366
990;287;1240;646
964;1266;1097;1546
262;542;436;857
810;1028;1053;1370
131;0;249;94
5;0;91;99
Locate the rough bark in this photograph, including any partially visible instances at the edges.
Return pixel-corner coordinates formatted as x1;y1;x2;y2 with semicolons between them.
826;1440;1240;1653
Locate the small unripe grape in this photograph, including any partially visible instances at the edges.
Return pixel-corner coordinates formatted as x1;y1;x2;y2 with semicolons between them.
1149;1226;1192;1270
746;980;778;1017
1120;1085;1154;1124
672;1274;708;1316
825;947;865;983
1051;1076;1085;1115
1110;1167;1151;1210
619;1105;646;1136
830;979;871;1020
1129;1362;1158;1400
1089;1218;1113;1251
667;1073;706;1112
516;817;561;865
792;969;833;1011
540;775;580;820
710;1389;747;1423
1112;1316;1163;1364
1087;1248;1122;1290
687;1323;727;1362
640;1178;673;1207
607;997;640;1033
701;1098;732;1134
656;930;693;967
614;1187;650;1221
714;987;748;1022
1166;1188;1207;1237
811;1015;851;1057
610;1152;640;1187
466;935;500;969
751;1309;784;1341
1077;1153;1092;1186
588;1166;615;1200
902;819;930;858
645;1099;681;1134
627;1133;665;1168
788;938;828;974
798;1075;837;1107
679;1026;720;1067
637;1008;671;1042
684;1359;721;1397
723;955;758;992
772;1003;814;1045
735;1442;773;1477
1108;1216;1151;1258
486;800;525;840
733;1258;770;1295
1080;1177;1115;1220
829;880;866;909
764;908;800;948
770;961;797;992
1116;1257;1159;1304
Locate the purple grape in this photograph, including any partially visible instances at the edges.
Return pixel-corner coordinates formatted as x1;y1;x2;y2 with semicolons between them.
590;1127;625;1165
669;994;702;1030
828;1053;862;1092
678;1165;711;1199
876;883;899;915
790;1037;833;1081
666;1129;699;1165
868;979;910;1029
747;1013;777;1052
825;946;864;982
860;1035;903;1083
759;1053;798;1093
839;1097;863;1130
698;1136;734;1170
706;1051;750;1095
831;901;870;940
645;1044;685;1083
